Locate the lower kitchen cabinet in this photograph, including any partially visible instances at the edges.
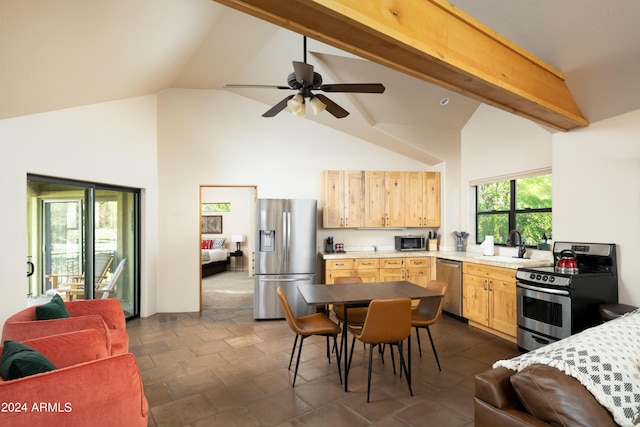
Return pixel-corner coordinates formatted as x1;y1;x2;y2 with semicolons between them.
324;258;379;283
462;262;517;342
324;256;432;286
379;257;431;287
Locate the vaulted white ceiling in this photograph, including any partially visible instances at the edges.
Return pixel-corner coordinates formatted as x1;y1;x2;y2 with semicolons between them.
2;0;639;162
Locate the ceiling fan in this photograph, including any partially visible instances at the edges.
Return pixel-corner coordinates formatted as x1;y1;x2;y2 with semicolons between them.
224;36;385;118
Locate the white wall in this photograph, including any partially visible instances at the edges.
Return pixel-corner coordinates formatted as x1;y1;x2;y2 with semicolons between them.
156;89;439;313
460;104;640;306
0;96;159;325
553;109;640;304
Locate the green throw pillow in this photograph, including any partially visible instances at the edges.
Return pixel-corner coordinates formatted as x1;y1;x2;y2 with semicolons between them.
0;340;57;380
35;294;70;320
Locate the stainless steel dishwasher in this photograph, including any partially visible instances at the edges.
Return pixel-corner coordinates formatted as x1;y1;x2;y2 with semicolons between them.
436;258;463;316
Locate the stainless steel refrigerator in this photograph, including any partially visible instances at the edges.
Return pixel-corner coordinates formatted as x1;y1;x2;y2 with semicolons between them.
254;198;317;319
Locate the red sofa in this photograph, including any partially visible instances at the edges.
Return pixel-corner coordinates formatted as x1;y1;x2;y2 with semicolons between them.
0;329;148;426
2;298;128;355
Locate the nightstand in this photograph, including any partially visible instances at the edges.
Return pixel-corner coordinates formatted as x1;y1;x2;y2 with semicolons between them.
230;250;243;272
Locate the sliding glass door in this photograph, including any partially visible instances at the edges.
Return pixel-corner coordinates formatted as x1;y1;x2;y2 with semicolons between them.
27;175;140;319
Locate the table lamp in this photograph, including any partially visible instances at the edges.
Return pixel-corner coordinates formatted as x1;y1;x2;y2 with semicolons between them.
231;235;244;252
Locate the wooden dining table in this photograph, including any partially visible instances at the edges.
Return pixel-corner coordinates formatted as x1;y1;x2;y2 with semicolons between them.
297;280;443;392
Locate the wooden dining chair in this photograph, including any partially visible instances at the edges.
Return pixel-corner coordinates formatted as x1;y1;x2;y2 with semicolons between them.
411;280;449;371
347;297;413;402
276;287;342;387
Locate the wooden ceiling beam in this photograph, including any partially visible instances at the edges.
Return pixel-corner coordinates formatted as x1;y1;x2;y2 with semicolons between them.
213;0;588;131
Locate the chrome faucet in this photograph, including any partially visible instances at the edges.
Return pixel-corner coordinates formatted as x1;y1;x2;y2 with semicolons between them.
507;229;527;258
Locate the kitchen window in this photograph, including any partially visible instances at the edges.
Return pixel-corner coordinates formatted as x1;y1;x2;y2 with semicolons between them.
475;173;552;246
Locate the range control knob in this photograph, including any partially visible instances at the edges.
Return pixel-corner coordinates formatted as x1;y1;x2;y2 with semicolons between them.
529;273;536;280
542;275;548;281
536;274;542;281
549;276;555;283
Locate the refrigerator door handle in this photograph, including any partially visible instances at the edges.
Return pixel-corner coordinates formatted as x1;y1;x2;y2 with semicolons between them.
286;211;291;269
259;277;309;283
282;212;288;270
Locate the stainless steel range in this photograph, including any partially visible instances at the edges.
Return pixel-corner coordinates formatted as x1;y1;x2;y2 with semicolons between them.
516;242;618;351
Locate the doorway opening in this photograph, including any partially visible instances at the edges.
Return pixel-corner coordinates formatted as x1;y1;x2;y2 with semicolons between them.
199;185;256;311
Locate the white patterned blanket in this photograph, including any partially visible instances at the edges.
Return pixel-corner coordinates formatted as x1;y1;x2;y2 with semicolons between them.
494;310;640;427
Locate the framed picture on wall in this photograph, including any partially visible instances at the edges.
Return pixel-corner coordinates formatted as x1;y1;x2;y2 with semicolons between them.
202;215;222;234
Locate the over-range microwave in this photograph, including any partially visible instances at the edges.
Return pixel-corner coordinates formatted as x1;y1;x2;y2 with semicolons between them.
395;235;426;251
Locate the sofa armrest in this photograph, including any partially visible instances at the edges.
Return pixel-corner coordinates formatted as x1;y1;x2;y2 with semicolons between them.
14;329;109;368
0;354;148;427
65;298;126;331
475;367;552;427
2;315;112;353
475;367;520;409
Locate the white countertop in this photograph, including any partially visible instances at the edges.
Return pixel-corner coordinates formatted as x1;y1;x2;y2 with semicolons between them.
320;250;553;269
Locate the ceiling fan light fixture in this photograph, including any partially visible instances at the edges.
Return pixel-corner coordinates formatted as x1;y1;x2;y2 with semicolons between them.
292;102;306;117
310;96;326;115
287;93;304;112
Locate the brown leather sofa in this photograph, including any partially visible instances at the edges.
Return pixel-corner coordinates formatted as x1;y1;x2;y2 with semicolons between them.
475;364;617;427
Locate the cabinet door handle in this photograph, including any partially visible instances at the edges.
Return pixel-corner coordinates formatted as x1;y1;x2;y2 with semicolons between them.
488;280;493;291
483;279;488;291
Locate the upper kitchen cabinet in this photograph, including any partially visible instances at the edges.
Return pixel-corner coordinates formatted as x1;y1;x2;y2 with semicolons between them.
321;170;365;228
364;171;404;227
404;172;441;227
321;170;440;229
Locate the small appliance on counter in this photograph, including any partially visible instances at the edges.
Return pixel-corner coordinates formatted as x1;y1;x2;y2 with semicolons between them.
395;235;426;251
334;243;345;253
325;236;334;253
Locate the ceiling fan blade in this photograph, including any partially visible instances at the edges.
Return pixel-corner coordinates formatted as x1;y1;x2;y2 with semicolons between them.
224;84;291;90
320;83;386;93
314;94;349;118
262;95;295;117
292;61;314;84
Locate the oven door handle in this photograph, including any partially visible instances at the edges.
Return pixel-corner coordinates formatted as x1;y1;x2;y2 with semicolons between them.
517;282;570;296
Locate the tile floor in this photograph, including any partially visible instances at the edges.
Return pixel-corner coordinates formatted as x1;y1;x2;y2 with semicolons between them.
128;304;521;427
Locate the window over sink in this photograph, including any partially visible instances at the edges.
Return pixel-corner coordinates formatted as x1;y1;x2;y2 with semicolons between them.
475;173;552;246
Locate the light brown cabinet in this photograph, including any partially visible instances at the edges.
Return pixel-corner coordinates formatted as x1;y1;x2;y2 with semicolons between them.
364;171;404;227
462;262;517;341
404;171;441;227
324;258;379;283
379;257;431;287
325;256;432;286
321;170;365;228
322;170;440;229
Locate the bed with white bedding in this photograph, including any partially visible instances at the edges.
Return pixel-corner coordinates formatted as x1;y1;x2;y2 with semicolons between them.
201;239;230;277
